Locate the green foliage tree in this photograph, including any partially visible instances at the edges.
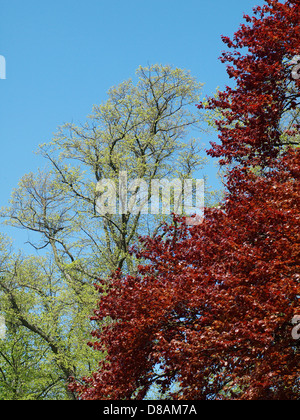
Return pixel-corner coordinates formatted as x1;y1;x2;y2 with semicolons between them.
0;64;213;399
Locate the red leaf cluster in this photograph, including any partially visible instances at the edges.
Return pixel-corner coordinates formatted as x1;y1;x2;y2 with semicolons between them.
70;0;300;400
198;0;300;166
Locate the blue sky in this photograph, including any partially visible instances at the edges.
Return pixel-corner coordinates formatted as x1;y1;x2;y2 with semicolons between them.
0;0;265;249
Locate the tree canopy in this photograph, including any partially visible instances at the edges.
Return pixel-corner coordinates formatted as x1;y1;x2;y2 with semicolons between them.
70;0;300;400
0;64;211;399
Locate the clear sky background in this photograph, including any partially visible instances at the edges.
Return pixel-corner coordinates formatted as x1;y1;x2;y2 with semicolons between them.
0;0;265;250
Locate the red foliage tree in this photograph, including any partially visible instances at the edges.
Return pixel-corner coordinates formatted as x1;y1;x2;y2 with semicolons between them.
71;150;299;400
199;0;300;166
70;0;300;400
